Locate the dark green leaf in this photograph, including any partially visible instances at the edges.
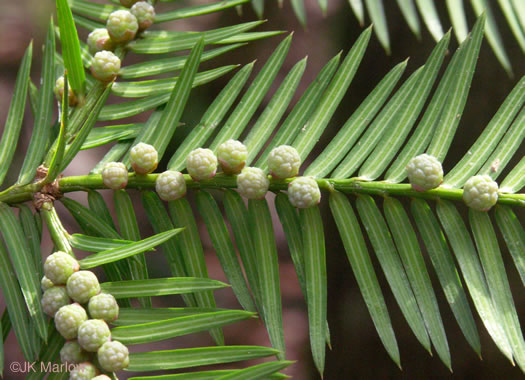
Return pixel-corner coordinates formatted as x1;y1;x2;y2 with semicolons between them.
111;66;238;98
0;42;32;186
129;21;263;54
18;205;43;281
26;328;64;380
169;198;224;345
141;191;198;310
444;76;525;187
306;59;407;178
223;190;261;312
494;206;525;286
127;345;279;372
141;192;189;277
300;206;327;375
114;307;231;326
72;12;106;30
155;0;249;23
0;242;35;360
383;197;450;370
427;13;485;161
99;94;169;121
28;80;39;119
244;57;307;165
129;371;287;380
114;189;150;307
274;192;332;348
500;155;525;193
60;86;112;171
129;38;203;161
293;26;372;161
248;199;285;359
478;106;525;180
121;44;245;79
68;82;105;135
70;234;137;252
216;360;293;380
329;192;399;366
79;229;182;269
46;71;69;183
61;197;120;239
101;277;228;299
358;31;450;180
112;310;256;345
69;0;120;21
333;66;424;178
385;30;470;182
17;20;55;185
196;191;256;312
0;203;47;341
469;210;525;371
56;0;86;95
214;31;284;44
355;195;430;352
82;124;143;150
209;34;293;150
256;53;340;170
168;62;254;171
87;189;117;230
436;200;513;362
411;199;481;356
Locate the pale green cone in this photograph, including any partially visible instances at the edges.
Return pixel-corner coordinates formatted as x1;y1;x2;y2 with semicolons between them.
55;303;88;340
66;271;101;304
60;340;90;364
88;293;119;322
186;148;218;181
77;319;111;352
130;1;155;31
97;341;130;372
288;176;321;208
69;362;98;380
156;170;186;201
217;139;247;175
42;286;71;317
91;51;121;83
463;175;499;211
237;167;269;199
102;162;128;190
406;153;443;192
268;145;301;179
130;142;158;174
44;251;79;285
87;28;114;54
107;10;139;43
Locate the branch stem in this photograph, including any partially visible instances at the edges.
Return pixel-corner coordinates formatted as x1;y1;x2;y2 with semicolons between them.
40;202;75;257
1;173;523;207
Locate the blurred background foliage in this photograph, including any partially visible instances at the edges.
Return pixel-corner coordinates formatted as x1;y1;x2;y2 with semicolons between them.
0;0;523;378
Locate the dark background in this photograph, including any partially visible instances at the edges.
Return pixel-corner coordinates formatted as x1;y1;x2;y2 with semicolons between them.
0;0;524;378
